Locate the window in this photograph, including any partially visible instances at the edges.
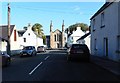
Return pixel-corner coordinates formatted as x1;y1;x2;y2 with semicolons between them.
23;38;26;42
59;34;61;41
57;34;59;41
94;39;97;50
14;30;17;41
101;12;105;28
93;19;96;31
54;35;56;41
28;33;30;36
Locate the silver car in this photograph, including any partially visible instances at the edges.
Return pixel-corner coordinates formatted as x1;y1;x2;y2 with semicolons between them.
20;46;37;57
37;46;46;53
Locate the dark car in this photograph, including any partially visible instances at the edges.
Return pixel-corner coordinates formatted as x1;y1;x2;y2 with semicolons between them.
0;51;11;67
20;46;37;57
37;46;46;53
67;44;90;61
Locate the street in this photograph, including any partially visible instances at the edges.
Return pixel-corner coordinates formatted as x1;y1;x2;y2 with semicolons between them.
2;50;120;82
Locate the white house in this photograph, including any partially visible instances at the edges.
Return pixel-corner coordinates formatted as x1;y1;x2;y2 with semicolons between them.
18;24;43;49
90;1;120;62
76;31;91;51
0;25;20;51
67;26;85;47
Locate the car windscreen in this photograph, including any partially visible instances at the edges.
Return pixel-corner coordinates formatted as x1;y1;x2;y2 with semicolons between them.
23;47;32;50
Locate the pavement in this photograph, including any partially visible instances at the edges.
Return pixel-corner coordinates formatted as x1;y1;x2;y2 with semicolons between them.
90;55;120;79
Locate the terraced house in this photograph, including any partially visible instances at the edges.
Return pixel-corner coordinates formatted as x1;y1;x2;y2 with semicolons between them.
90;1;120;62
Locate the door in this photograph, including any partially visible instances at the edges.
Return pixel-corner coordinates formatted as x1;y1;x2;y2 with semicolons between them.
104;38;108;57
57;43;59;48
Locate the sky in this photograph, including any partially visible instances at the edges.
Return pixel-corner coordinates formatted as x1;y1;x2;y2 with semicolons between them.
1;2;105;35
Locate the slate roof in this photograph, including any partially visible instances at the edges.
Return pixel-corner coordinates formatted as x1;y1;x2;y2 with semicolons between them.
90;2;113;20
0;25;15;40
17;30;26;37
76;32;91;42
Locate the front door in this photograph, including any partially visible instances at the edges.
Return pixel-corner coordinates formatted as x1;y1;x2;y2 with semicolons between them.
57;43;59;48
104;38;108;57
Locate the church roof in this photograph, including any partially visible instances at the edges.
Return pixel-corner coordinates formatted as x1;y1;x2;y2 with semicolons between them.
53;29;62;33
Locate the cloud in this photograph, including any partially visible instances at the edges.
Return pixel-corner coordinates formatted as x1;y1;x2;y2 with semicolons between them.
74;6;80;11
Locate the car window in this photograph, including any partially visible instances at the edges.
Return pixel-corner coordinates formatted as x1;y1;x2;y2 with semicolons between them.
38;46;44;48
71;44;88;50
23;46;32;50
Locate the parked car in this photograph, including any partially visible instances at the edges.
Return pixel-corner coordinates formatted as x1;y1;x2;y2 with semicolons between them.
0;51;11;67
67;44;90;61
20;46;37;57
37;46;46;53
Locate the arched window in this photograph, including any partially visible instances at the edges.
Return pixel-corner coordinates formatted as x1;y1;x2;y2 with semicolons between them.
54;35;56;41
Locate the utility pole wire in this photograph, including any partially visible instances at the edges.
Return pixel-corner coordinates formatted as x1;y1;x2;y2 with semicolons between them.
11;5;94;15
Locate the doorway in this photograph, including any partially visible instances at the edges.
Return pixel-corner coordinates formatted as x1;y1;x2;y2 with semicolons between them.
104;38;108;57
57;43;59;48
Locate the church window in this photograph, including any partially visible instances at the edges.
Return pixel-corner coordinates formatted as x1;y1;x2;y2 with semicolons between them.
54;35;56;41
59;34;61;41
57;34;59;41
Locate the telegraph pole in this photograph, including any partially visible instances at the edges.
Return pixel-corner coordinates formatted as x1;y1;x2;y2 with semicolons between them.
7;2;11;56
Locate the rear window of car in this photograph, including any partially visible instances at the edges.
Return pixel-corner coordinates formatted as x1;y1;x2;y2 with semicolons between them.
38;46;44;48
71;44;88;49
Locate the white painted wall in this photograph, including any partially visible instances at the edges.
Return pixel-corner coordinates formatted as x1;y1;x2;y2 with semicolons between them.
91;2;120;62
67;26;85;47
10;26;20;50
20;25;43;49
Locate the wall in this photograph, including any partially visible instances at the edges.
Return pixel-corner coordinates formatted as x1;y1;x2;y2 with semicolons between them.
91;2;120;61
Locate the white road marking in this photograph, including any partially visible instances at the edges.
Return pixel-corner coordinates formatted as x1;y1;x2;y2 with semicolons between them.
29;62;43;75
44;56;49;60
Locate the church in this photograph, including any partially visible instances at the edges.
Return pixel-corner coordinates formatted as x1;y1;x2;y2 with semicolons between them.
49;20;65;49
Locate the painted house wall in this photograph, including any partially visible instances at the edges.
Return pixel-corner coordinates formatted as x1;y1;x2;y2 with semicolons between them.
91;2;120;62
10;26;20;50
0;25;20;51
67;26;85;47
84;34;91;51
119;2;120;35
21;25;43;49
76;32;91;51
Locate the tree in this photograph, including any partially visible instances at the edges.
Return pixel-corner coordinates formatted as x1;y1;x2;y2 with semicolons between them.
32;23;43;36
42;35;46;45
65;23;89;34
32;23;46;45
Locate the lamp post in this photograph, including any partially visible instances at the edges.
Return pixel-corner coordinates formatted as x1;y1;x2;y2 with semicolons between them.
7;2;11;56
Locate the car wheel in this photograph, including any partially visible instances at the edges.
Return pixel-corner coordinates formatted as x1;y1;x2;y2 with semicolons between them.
35;52;37;56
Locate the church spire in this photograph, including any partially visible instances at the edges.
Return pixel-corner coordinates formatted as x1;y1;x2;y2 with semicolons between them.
50;20;53;32
62;20;64;32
